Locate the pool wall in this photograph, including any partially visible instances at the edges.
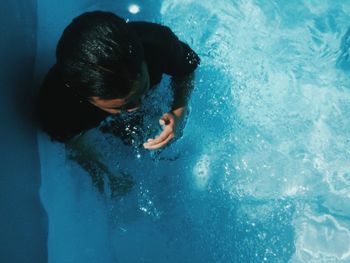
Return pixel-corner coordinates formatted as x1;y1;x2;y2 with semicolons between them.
0;1;47;262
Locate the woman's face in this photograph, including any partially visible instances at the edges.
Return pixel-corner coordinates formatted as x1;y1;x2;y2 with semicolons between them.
89;62;150;114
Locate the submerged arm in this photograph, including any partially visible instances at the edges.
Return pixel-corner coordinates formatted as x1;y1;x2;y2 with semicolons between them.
143;72;195;149
66;133;134;196
171;71;195;118
66;133;110;192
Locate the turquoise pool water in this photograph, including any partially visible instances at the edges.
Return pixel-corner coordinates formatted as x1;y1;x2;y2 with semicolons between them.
38;0;350;262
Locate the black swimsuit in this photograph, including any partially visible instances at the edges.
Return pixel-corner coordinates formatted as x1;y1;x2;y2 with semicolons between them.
37;21;200;143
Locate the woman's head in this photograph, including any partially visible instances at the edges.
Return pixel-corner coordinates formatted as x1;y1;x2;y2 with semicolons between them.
56;11;146;104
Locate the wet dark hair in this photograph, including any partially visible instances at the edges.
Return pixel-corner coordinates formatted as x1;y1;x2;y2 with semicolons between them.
56;11;144;99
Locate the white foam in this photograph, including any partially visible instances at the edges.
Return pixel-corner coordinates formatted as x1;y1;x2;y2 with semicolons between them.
292;205;350;262
192;153;211;190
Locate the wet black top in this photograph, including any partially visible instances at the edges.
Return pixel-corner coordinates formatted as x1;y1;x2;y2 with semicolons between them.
37;21;200;142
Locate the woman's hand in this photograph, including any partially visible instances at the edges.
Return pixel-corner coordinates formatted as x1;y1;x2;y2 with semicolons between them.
143;107;185;150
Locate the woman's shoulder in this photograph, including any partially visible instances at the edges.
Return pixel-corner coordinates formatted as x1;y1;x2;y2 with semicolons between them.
36;64;107;143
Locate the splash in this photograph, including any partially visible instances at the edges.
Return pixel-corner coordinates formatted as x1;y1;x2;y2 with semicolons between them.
161;0;350;261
